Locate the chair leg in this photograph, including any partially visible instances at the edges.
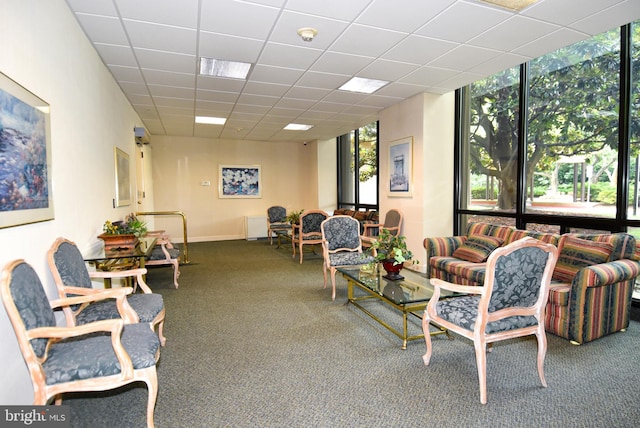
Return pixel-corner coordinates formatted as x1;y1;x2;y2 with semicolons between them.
536;325;548;388
141;367;158;428
474;339;488;404
299;242;304;264
330;268;337;301
171;260;180;289
421;310;433;365
323;262;328;289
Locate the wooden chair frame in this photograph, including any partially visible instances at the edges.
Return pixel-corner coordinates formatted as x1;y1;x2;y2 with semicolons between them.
421;237;558;404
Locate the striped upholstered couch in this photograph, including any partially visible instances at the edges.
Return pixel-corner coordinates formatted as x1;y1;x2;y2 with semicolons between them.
424;222;640;344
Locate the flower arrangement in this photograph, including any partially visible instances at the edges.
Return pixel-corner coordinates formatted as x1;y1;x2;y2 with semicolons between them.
369;228;417;266
102;213;148;238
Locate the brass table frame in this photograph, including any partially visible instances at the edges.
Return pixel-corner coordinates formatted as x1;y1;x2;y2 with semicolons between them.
84;237;156;288
339;267;453;349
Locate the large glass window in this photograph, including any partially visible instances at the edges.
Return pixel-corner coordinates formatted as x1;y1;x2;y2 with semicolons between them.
457;21;639;236
527;28;620;218
337;121;378;210
462;67;520;212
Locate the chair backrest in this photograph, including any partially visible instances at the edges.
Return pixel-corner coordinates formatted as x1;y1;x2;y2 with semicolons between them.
267;206;287;223
383;209;403;236
48;238;94;291
300;210;329;234
481;237;557;317
1;260;56;361
321;216;361;251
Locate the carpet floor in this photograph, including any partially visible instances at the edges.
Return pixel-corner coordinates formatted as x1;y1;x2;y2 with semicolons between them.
65;240;640;427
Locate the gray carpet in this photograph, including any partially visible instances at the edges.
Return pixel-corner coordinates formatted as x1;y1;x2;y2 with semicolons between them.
65;240;640;427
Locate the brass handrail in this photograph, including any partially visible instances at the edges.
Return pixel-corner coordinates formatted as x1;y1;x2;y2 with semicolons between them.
136;211;190;264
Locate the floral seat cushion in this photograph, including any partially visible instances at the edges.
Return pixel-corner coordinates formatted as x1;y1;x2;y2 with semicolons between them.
75;293;164;324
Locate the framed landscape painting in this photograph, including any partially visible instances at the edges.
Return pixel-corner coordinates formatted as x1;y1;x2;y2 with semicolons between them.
219;165;262;198
0;72;54;228
388;136;413;197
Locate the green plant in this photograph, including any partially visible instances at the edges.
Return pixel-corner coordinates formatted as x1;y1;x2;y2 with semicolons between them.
103;213;148;237
286;209;304;224
369;228;417;266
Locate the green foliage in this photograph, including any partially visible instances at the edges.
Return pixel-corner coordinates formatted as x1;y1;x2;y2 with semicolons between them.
286;209;304;224
369;229;417;265
103;213;147;237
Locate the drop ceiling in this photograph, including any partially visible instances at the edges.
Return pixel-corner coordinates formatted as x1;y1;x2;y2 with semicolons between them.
64;0;640;143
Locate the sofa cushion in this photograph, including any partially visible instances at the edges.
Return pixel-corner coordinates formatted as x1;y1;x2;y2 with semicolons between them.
552;236;614;283
452;235;503;263
466;222;514;241
506;229;559;246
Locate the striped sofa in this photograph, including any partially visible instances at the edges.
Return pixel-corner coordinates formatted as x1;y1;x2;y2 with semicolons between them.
424;222;640;344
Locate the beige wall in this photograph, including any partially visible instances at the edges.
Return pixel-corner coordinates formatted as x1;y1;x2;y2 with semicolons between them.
379;92;455;272
149;135;321;241
0;0;147;403
0;0;456;406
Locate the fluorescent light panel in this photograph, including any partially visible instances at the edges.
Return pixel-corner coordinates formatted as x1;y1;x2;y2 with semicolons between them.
339;77;389;94
195;116;226;125
478;0;539;11
199;57;252;79
284;123;313;131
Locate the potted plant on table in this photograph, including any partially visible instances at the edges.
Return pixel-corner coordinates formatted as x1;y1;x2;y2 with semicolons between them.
286;209;304;225
369;228;417;280
99;213;148;249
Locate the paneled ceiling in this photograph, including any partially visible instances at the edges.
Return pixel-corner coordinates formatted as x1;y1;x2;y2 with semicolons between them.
64;0;640;143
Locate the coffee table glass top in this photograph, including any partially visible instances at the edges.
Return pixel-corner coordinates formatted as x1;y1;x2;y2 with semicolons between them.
338;266;457;305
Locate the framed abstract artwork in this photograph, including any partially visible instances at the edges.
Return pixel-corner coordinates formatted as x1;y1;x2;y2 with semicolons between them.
388;136;413;197
114;147;131;207
219;165;262;198
0;72;54;228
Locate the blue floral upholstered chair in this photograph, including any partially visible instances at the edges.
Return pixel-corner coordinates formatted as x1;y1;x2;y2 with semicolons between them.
292;210;329;264
0;259;160;428
267;205;290;245
47;237;166;346
321;216;375;300
421;237;558;404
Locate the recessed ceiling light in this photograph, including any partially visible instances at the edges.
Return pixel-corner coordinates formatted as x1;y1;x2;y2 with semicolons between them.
338;77;389;94
199;57;252;79
195;116;226;125
284;123;313;131
477;0;539;11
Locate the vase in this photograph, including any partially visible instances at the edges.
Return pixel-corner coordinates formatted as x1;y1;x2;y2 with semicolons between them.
382;259;404;281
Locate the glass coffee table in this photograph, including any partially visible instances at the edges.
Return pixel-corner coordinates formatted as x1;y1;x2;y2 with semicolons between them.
337;265;459;349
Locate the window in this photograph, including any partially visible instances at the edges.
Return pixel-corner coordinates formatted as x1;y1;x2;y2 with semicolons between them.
457;20;639;236
337;121;379;210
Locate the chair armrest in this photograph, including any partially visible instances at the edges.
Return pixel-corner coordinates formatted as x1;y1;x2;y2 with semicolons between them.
424;236;467;258
27;318;134;379
50;287;139;324
572;259;640;289
89;268;153;294
362;223;381;236
431;278;484;295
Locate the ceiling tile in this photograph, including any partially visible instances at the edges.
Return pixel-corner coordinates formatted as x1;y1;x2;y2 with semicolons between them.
65;0;117;16
383;35;458;64
134;49;195;73
469;15;560;52
74;14;129;45
93;43;137;67
284;0;371;21
429;45;502;71
199;0;280;39
123;20;197;55
258;43;324;70
330;25;407;57
115;0;199;28
523;0;625;26
357;0;456;32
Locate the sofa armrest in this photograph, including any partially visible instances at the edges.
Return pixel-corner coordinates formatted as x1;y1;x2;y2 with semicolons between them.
424;236;467;259
572;259;640;289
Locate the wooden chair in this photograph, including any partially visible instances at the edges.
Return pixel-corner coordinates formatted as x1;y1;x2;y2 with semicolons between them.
0;260;160;428
321;216;375;300
144;230;181;289
292;210;329;264
361;209;403;249
421;237;558;404
266;206;290;245
47;237;167;346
